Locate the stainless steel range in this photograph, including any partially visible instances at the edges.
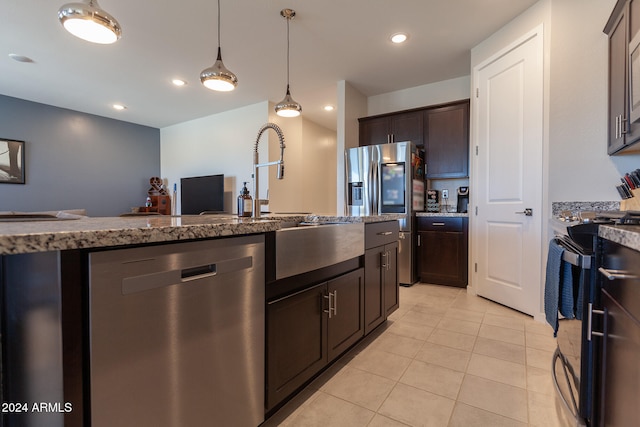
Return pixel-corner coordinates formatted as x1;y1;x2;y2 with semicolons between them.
548;210;640;426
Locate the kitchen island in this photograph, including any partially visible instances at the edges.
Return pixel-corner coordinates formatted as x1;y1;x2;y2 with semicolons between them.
0;213;402;427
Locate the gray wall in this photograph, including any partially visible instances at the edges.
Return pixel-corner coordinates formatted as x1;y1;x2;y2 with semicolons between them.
0;95;160;216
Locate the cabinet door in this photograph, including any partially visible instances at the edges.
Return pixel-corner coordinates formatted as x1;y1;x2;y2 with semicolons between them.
628;0;640;145
606;0;640;154
327;269;365;362
383;241;399;316
266;283;327;411
364;247;385;335
420;230;463;286
608;7;628;154
424;101;469;178
598;290;640;426
359;116;390;146
391;110;423;146
418;217;468;287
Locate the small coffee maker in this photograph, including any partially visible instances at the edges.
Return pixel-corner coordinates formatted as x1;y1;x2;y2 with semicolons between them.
457;187;469;213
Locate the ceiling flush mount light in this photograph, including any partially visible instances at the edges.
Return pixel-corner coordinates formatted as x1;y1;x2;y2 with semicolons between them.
390;33;408;44
275;9;302;118
58;0;122;44
8;54;34;63
200;0;238;92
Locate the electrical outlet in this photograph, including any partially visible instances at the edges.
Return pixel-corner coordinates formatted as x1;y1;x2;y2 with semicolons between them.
442;189;449;199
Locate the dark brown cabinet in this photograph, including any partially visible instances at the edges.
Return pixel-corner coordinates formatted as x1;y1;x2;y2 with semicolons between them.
359;110;423;146
605;0;640;154
594;239;640;426
424;101;470;178
266;268;364;411
363;221;399;335
358;100;469;177
417;216;468;287
327;270;365;361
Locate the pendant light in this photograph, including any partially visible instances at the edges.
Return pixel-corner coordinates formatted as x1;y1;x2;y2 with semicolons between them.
58;0;121;44
200;0;238;92
275;9;302;117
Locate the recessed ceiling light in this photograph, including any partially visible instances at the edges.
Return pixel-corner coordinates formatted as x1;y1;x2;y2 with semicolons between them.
8;54;34;63
323;105;334;111
390;33;408;44
112;104;126;110
172;78;187;87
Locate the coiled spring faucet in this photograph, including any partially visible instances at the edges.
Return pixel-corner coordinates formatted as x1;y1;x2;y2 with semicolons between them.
252;123;286;218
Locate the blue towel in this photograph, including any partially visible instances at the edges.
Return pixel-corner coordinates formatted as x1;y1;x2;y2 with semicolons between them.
544;240;565;336
558;260;575;320
575;268;585;321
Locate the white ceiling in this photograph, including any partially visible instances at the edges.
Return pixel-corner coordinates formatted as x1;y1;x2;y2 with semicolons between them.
0;0;538;131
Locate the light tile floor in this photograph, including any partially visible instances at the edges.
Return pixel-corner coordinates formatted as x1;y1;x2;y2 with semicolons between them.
263;283;571;427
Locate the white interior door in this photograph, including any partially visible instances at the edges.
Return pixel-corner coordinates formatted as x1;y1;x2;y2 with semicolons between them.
473;26;544;317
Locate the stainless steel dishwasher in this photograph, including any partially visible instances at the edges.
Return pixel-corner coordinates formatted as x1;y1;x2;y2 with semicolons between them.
88;235;264;427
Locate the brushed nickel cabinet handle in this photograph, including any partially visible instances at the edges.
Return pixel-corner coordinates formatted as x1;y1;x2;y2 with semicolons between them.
323;293;332;319
598;267;638;281
587;303;604;341
333;290;337;316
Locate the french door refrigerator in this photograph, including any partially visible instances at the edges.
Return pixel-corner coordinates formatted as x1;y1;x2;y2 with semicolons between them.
346;141;424;285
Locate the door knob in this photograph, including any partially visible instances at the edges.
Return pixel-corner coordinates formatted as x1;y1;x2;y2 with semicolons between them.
515;208;533;216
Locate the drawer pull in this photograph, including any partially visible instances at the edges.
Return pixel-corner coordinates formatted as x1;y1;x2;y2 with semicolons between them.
598;267;638;281
377;231;393;236
431;222;446;226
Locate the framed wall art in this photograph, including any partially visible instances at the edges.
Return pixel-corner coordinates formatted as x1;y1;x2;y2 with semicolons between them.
0;139;25;184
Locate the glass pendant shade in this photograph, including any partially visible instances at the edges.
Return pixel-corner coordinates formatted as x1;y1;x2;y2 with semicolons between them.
200;47;238;91
275;85;302;117
58;0;121;44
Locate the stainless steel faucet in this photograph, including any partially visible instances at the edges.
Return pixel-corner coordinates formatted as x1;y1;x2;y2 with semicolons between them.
252;123;286;218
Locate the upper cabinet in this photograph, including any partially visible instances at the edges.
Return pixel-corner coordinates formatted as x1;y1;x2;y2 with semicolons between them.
358;100;469;179
423;100;470;178
605;0;640;154
359;110;423;146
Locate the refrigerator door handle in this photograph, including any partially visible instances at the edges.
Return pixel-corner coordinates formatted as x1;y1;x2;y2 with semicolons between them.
371;158;379;214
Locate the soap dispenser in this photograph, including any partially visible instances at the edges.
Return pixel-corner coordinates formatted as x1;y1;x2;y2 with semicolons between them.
238;182;253;217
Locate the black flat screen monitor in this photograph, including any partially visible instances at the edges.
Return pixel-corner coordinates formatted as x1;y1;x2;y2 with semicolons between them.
180;174;224;214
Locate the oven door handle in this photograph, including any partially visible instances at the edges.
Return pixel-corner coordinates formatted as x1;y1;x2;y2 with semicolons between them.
554;237;591;269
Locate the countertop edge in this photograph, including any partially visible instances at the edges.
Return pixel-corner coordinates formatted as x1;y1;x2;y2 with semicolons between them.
599;224;640;252
0;214;404;255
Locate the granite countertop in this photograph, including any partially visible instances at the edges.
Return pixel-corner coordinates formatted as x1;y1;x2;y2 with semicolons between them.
417;212;468;218
599;224;640;252
0;213;403;255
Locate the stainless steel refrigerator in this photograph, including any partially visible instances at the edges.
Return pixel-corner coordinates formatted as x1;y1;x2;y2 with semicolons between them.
346;141;424;285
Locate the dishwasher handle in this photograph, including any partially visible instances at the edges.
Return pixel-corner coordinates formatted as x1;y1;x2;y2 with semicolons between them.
122;256;253;295
181;264;217;282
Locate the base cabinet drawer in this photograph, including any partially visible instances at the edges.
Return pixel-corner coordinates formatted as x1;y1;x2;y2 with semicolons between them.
417;217;463;232
365;221;399;249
